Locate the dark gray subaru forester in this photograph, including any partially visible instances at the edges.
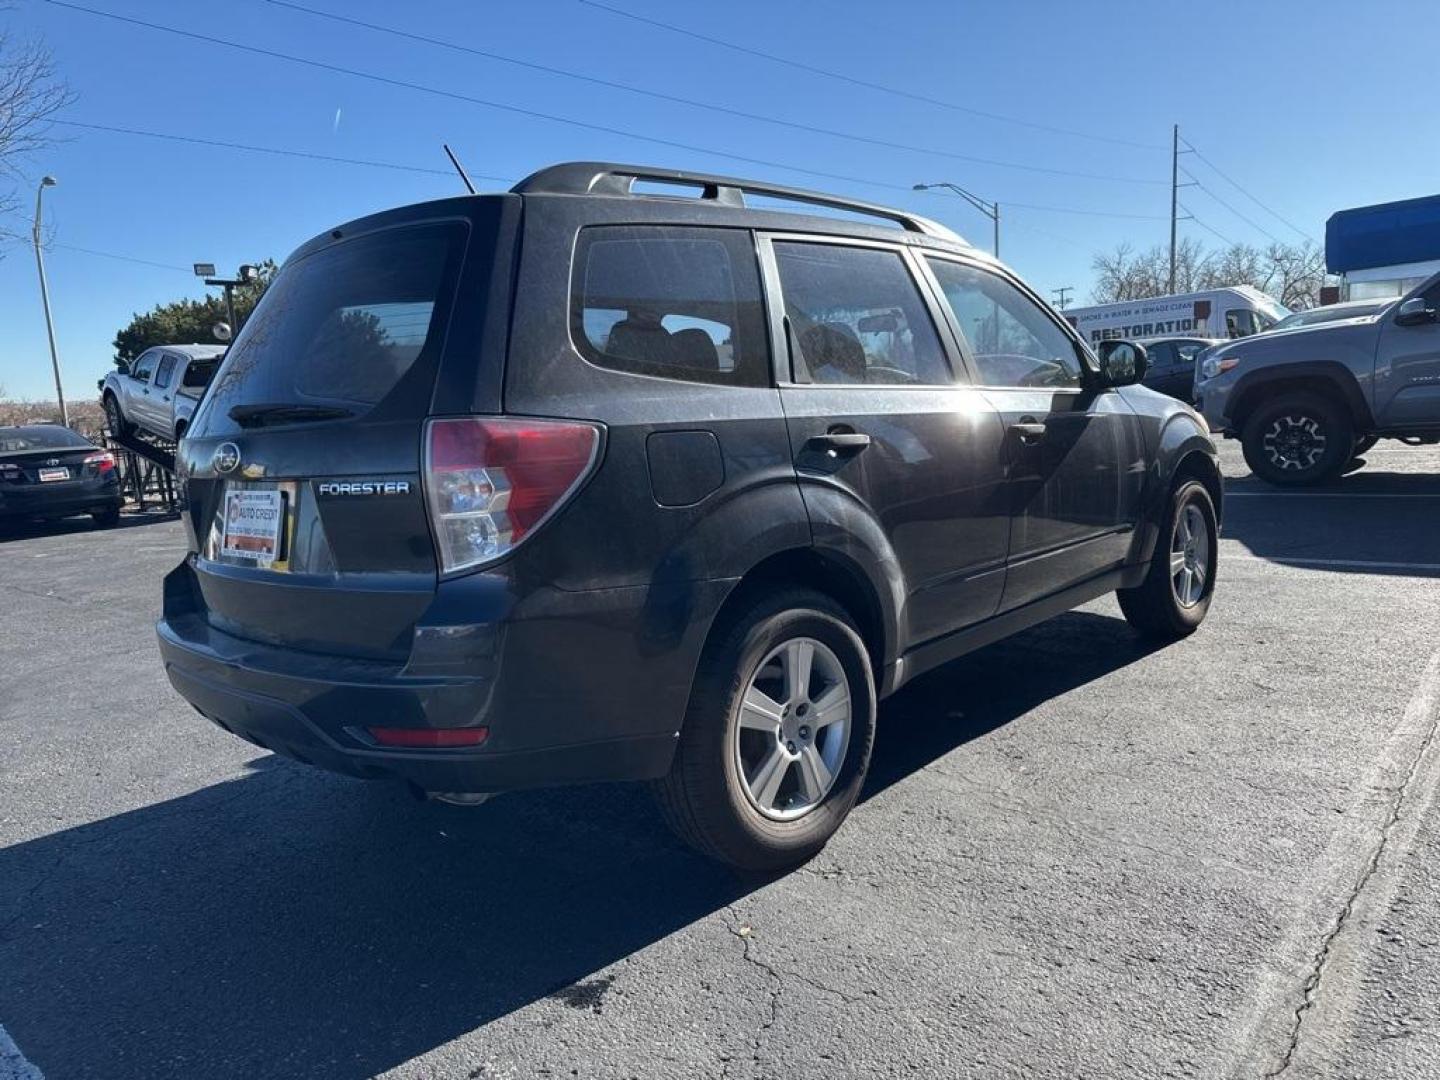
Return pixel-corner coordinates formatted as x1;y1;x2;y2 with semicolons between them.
159;162;1221;870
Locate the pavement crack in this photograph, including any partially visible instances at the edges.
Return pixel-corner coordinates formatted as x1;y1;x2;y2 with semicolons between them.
1265;663;1440;1078
721;904;782;1079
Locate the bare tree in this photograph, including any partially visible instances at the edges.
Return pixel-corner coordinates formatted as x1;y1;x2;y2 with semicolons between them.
1091;237;1325;310
0;7;73;245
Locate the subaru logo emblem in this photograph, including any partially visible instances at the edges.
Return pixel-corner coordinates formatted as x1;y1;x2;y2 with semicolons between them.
213;442;241;474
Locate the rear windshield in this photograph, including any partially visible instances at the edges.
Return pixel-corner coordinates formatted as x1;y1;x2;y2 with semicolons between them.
191;222;465;436
0;426;93;454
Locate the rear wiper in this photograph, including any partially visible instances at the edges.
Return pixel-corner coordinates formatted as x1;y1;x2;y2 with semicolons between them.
228;403;354;427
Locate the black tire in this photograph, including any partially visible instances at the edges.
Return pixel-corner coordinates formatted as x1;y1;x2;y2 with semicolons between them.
1352;435;1379;456
1240;391;1353;486
103;394;131;439
92;506;121;528
653;588;876;872
1117;479;1217;640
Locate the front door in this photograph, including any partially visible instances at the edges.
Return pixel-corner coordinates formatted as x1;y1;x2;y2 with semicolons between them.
763;236;1011;649
921;255;1146;611
1375;277;1440;431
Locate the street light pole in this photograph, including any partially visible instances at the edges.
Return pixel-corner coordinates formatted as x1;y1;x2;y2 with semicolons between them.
913;181;1000;258
32;176;68;427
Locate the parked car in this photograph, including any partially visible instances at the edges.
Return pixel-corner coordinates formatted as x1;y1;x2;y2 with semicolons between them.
101;344;226;442
1195;272;1440;485
1138;336;1222;401
0;423;121;528
1267;297;1394;333
158;162;1222;870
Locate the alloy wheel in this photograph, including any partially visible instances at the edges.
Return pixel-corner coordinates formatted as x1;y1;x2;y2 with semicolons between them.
733;637;852;821
1169;503;1210;608
1262;413;1326;472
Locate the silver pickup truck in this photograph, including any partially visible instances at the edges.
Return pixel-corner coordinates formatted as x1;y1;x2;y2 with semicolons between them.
101;344;226;442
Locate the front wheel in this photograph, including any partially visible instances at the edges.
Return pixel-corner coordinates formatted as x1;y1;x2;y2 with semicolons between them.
653;589;876;872
103;395;131;439
1117;480;1218;640
1240;392;1353;486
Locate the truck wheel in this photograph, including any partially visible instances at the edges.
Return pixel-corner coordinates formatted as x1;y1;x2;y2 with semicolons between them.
1241;392;1353;486
103;394;131;439
653;588;876;872
1117;480;1218;640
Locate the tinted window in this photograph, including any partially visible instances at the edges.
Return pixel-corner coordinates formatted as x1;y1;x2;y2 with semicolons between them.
772;242;952;385
572;226;768;386
0;426;92;453
154;354;176;389
1174;341;1205;366
132;351;158;383
926;259;1083;388
1146;342;1176;370
193;223;463;436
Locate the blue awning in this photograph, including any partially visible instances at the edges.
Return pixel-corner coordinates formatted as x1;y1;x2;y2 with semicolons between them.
1327;194;1440;273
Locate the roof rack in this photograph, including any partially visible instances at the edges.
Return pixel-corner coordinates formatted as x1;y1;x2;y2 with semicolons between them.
512;162;966;244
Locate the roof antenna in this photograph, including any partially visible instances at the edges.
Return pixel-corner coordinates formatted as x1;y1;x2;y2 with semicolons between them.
443;144;476;194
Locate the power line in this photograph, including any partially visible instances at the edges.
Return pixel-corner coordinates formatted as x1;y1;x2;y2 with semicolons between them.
261;0;1163;186
1182;140;1313;241
52;243;192;272
50;119;499;180
45;1;1168;222
578;0;1165;151
1179;206;1236;248
1186;174;1283;244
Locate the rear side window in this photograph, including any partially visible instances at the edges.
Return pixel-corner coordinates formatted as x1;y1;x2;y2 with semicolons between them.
154;355;176;389
571;226;768;386
193;222;465;437
772;242;953;386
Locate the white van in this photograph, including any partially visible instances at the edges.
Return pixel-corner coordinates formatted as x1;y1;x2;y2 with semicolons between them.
1063;285;1289;346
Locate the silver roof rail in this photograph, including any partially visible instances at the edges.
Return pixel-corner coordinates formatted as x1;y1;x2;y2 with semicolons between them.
512;162;967;244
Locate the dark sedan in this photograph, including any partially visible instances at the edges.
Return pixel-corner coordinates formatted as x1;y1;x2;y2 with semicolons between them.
0;424;122;529
1141;337;1223;401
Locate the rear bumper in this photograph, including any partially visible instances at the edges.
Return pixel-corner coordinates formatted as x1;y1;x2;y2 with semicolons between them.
0;479;121;519
157;558;733;792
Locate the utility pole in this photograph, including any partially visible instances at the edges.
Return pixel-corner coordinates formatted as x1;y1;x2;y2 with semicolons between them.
1169;124;1179;295
32;176;68;427
913;182;1000;258
1051;286;1074;310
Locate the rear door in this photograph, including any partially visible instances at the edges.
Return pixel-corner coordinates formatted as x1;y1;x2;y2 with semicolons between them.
151;353;178;435
178;202;518;660
763;235;1010;647
922;255;1146;611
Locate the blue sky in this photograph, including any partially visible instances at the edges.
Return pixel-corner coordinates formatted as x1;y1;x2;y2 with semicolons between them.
2;0;1437;401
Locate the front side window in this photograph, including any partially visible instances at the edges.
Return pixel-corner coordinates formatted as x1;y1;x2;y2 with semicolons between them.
772;242;952;386
572;226;767;386
1146;342;1176;370
926;258;1083;388
154;355;176;389
1226;309;1262;337
132;350;158;383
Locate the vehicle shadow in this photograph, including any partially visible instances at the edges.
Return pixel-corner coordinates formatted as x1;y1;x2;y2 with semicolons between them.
0;610;1153;1080
0;508;179;544
1221;465;1440;578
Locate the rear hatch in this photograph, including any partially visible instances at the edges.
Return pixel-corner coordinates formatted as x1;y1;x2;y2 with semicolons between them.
179;196;519;660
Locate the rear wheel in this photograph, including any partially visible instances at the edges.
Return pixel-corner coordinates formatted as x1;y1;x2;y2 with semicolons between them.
653;589;876;872
1241;392;1353;486
1117;480;1217;640
92;506;121;528
103;394;131;439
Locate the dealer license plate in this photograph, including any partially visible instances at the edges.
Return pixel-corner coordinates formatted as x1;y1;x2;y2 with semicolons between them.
220;489;286;565
38;467;68;482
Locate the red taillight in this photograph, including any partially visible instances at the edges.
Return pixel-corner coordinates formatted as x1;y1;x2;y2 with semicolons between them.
424;417;601;574
83;451;116;474
367;726;489;748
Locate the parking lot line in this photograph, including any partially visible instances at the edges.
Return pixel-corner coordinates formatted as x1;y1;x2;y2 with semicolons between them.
1225;553;1440;573
0;1025;42;1080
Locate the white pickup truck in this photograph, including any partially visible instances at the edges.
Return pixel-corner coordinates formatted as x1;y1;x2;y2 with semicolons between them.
101;344;226;442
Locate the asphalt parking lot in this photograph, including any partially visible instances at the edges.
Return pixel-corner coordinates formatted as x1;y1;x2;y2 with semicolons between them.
2;440;1439;1080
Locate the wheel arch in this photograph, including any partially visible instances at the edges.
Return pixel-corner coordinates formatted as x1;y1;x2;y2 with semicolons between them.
1226;363;1373;434
1133;416;1222;567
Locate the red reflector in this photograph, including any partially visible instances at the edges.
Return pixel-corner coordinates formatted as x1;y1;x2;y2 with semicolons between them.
367;726;489;748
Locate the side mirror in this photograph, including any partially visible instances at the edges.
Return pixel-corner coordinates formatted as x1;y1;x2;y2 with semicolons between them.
1095;340;1148;387
1395;297;1436;327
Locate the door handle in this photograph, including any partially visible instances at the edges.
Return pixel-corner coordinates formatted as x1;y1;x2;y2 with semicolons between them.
807;430;872;455
1012;420;1047;444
